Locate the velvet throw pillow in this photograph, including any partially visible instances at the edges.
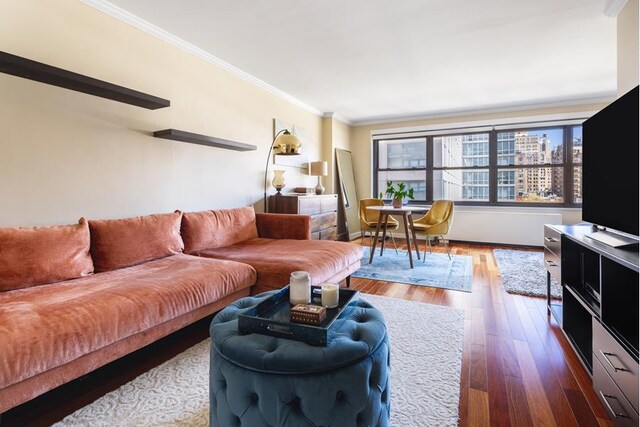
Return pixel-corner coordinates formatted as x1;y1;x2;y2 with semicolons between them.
0;218;94;292
181;207;258;253
89;211;184;272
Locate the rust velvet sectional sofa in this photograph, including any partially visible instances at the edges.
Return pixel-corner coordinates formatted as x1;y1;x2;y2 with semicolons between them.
0;207;362;413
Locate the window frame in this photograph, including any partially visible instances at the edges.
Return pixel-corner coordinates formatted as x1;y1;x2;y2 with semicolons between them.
373;125;582;207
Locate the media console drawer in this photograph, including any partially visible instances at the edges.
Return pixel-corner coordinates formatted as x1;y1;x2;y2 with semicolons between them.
593;356;639;425
543;225;562;257
543;248;561;283
593;318;639;412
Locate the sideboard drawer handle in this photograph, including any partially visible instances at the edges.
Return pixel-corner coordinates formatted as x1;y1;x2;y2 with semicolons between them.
544;237;558;242
599;391;629;419
545;260;557;267
600;350;630;372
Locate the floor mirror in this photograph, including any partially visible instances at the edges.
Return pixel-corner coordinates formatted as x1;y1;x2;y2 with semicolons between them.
335;148;359;241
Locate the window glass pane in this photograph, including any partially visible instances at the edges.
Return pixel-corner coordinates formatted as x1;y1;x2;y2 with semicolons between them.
433;133;489;168
498;129;564;166
377;170;426;201
497;132;515;165
433;169;489;201
572;126;582;164
573;166;582;203
497;169;516;201
515;167;563;203
378;138;426;169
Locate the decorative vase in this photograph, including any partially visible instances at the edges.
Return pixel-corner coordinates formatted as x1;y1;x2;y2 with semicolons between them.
392;197;403;208
272;170;285;194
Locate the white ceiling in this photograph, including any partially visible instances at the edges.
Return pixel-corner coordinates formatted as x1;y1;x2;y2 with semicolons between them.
101;0;617;124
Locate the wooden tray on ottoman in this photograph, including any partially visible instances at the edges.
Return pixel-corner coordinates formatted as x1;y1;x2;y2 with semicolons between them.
238;285;359;346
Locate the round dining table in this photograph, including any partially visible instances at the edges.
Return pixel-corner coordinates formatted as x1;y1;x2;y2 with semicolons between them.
366;205;429;269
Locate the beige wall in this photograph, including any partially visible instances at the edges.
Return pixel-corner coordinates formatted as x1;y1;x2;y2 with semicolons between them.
617;0;639;96
0;0;322;227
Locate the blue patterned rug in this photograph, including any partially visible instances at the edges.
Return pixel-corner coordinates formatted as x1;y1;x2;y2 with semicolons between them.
353;247;473;292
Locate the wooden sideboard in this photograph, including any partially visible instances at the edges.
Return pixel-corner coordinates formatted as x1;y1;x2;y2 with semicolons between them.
268;194;338;241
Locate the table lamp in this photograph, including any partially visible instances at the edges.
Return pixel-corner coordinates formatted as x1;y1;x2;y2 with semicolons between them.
309;161;328;195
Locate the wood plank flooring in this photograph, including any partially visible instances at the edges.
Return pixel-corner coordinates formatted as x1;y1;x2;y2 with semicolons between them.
3;241;612;426
350;239;612;427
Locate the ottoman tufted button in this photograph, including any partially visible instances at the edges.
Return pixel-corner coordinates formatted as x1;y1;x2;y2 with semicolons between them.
335;390;346;403
288;396;301;410
250;392;259;404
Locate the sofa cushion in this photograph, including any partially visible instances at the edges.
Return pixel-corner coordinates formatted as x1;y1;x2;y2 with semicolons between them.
0;254;256;390
194;238;363;290
182;207;258;254
89;211;183;272
0;218;93;292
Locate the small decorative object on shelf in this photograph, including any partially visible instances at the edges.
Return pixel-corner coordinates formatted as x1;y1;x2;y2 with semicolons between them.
289;304;327;325
289;271;311;305
321;283;339;308
272;170;285;194
293;187;314;194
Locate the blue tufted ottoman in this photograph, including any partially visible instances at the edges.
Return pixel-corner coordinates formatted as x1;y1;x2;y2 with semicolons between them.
209;291;390;427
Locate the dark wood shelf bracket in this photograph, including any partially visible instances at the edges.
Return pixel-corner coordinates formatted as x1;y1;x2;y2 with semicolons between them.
153;129;257;152
0;51;170;110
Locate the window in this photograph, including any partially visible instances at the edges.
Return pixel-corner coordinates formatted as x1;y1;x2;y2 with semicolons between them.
376;138;427;200
500;128;565;203
572;126;583;203
373;123;582;206
432;133;490;202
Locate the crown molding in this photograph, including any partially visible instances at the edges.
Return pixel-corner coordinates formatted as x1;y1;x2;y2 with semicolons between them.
80;0;323;117
351;93;615;126
604;0;629;17
322;112;354;126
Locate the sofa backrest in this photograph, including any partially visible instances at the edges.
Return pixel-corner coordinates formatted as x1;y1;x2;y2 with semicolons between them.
0;218;94;292
89;211;184;272
181;207;258;253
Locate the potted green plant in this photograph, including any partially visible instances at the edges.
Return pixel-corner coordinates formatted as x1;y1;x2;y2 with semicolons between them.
384;181;414;208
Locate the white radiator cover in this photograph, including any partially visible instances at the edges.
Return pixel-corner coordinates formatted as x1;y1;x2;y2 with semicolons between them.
445;210;564;246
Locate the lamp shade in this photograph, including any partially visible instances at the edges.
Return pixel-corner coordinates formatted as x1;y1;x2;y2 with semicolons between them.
309;161;328;177
273;131;302;155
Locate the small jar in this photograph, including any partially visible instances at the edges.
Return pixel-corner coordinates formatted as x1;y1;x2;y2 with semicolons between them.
289;271;311;305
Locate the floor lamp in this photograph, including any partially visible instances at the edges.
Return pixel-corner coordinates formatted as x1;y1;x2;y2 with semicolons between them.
263;129;302;212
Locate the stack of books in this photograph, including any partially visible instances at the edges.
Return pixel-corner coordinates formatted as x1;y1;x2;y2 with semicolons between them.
290;304;327;325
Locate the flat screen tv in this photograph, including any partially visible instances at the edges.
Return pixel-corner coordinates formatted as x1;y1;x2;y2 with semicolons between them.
582;85;639;244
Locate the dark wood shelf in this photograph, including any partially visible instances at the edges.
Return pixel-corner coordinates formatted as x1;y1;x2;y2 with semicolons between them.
0;51;170;110
153;129;257;151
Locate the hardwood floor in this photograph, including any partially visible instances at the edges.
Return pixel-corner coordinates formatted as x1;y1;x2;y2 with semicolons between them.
352;238;613;427
3;241;612;426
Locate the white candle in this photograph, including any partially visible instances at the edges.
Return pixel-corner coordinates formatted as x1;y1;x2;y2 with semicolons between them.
321;283;339;308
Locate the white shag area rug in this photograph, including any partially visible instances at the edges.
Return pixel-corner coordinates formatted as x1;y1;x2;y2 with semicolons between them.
493;249;561;298
54;294;464;427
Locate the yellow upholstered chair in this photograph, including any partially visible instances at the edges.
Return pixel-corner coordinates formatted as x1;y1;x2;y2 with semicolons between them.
359;198;399;254
412;200;455;260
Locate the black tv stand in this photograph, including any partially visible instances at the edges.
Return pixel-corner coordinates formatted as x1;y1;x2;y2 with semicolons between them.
544;224;639;425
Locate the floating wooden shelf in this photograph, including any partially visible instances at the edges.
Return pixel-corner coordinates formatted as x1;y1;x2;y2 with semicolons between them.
153;129;257;151
0;51;170;110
